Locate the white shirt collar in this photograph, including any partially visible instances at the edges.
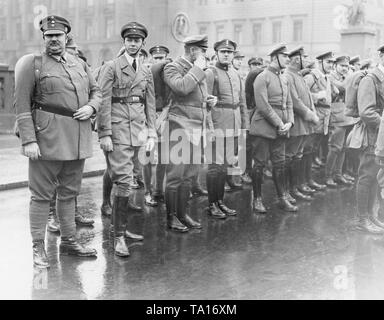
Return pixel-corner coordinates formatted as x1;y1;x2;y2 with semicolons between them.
124;51;137;68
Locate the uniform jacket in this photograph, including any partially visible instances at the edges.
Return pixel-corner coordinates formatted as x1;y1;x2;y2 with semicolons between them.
164;57;212;145
250;66;294;139
97;54;156;147
329;70;358;127
205;63;249;137
285;66;317;137
359;66;384;150
14;52;101;161
304;69;333;135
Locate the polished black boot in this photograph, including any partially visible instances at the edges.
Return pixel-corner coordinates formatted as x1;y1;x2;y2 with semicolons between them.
47;211;60;234
101;170;113;217
127;198;143;213
355;217;384;234
325;177;338;188
191;185;208;197
241;172;253;185
334;174;353;186
166;190;189;232
206;171;227;219
285;163;297;205
308;179;327;191
60;236;97;257
216;170;237;216
252;168;267;213
178;185;202;229
33;240;50;269
112;196;130;257
75;213;95;227
273;167;298;212
291;159;313;201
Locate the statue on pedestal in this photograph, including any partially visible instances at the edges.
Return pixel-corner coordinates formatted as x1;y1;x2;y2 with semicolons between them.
346;0;367;27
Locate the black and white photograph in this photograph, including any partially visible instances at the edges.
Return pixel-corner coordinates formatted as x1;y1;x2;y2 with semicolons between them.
1;0;384;304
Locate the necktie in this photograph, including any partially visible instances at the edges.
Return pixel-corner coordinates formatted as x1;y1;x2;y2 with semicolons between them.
132;59;137;71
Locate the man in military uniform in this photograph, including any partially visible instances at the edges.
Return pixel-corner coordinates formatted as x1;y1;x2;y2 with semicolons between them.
326;55;357;187
14;15;101;268
349;55;361;73
355;45;384;234
142;45;171;207
250;44;297;213
285;46;321;203
248;57;263;71
98;22;157;257
232;51;245;72
205;39;249;218
163;34;216;232
304;51;335;193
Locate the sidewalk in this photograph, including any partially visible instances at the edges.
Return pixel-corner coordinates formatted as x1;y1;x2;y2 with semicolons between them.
0;134;106;191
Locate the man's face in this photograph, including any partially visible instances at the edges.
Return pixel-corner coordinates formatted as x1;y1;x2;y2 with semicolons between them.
277;53;290;69
322;59;334;74
232;57;243;70
217;49;234;66
190;46;207;62
336;62;349;76
249;63;261;71
124;37;144;56
353;62;361;70
152;53;167;63
44;32;66;55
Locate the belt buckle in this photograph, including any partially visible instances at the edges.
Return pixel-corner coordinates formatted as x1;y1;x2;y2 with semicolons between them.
131;96;140;103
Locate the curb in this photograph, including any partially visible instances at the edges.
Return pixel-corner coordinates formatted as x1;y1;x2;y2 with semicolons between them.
0;169;105;192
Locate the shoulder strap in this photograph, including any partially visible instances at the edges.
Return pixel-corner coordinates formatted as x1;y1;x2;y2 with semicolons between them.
309;72;318;91
33;53;43;104
209;66;220;97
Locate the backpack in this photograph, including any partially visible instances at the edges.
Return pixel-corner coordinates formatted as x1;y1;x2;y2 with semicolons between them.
14;54;43;137
345;70;378;118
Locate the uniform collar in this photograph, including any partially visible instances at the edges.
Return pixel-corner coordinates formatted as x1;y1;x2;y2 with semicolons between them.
46;51;67;63
124;51;138;68
267;65;282;75
215;61;229;71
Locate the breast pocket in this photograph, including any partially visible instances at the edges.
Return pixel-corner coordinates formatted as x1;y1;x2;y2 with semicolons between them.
40;73;64;93
112;82;130;98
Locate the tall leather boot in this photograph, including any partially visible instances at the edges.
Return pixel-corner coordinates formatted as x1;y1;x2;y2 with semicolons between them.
178;184;202;229
298;154;317;194
284;162;297;205
225;174;243;192
112;196;130;257
191;173;208;197
304;153;326;191
217;169;237;216
165;190;189;232
33;240;50;269
206;170;227;219
101;170;113;217
123;196;144;241
291;159;313;201
47;201;60;234
252;168;267;213
272;166;298;212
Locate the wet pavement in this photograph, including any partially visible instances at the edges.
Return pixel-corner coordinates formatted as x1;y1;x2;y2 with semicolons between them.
1;174;384;300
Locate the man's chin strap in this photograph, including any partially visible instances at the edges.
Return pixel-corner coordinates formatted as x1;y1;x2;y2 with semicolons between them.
321;60;326;74
276;55;283;70
299;54;303;70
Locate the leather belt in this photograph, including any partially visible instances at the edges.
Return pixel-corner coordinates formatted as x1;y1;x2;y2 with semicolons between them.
270;104;287;110
112;96;145;104
34;103;75;118
216;103;240;110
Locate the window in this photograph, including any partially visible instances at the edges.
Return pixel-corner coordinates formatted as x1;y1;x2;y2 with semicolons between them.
199;26;208;35
253;23;262;45
272;21;282;43
106;17;114;39
0;24;6;40
85;20;93;40
293;20;303;42
234;24;243;45
216;25;224;41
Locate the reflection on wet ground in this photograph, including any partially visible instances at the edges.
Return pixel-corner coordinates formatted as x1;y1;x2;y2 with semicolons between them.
1;175;384;300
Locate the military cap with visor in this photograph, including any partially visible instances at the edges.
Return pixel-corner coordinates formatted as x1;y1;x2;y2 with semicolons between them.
214;39;237;52
360;59;373;69
268;44;289;57
334;55;350;64
233;51;245;59
183;34;209;49
316;51;335;61
378;44;384;53
288;46;305;58
40;15;71;35
121;22;148;39
248;57;263;66
349;55;360;65
149;45;170;56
